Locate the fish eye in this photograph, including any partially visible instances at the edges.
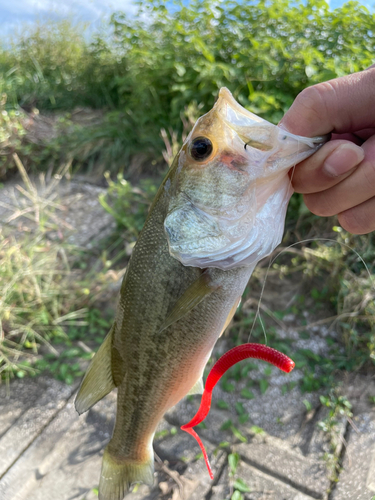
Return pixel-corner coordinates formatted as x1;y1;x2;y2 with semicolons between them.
189;137;213;161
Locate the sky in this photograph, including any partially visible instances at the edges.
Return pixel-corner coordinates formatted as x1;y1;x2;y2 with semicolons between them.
0;0;136;36
0;0;373;37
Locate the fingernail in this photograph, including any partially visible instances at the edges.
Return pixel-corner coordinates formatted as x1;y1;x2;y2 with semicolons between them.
277;122;289;131
323;144;364;177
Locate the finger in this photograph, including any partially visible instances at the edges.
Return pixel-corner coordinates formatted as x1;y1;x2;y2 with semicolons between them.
302;135;375;216
338;196;375;234
332;129;375;143
331;133;363;145
279;68;375;137
291;140;364;194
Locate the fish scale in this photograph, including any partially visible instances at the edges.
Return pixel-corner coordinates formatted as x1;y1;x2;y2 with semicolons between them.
107;194;250;462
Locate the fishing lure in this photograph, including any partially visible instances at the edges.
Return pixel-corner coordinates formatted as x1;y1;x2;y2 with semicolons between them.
181;343;295;478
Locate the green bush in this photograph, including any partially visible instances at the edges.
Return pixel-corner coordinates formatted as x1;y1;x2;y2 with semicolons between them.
0;20;120;110
1;0;374;171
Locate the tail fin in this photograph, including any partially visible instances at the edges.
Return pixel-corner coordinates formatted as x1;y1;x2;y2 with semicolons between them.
99;447;154;500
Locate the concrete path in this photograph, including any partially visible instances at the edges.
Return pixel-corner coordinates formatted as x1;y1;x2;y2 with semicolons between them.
1;368;374;500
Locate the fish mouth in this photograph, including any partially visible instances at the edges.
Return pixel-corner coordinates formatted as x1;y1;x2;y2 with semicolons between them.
213;87;330;172
215;87;330;151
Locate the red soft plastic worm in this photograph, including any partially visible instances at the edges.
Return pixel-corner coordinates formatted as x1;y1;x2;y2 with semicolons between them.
181;343;295;479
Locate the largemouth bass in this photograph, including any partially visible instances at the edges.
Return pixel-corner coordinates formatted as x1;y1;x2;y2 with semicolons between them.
75;88;328;500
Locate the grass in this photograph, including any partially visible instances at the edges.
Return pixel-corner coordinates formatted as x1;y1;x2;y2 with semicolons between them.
0;155;118;384
318;389;353;480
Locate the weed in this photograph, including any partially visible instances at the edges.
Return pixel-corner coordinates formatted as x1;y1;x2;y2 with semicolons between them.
249;425;265;436
217;399;230;410
259;379;269;394
67;307;112;345
99;172;158;238
0;157;97;383
0;95;28;178
240;388;254;400
318;389;353;479
33;350;86;385
220;419;247;443
227;452;251;499
155;426;177;440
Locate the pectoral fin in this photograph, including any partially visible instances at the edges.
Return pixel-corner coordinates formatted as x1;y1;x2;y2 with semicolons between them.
75;325;123;415
158;271;218;333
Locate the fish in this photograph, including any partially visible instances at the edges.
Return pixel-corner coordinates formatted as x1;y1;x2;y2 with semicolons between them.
75;87;328;500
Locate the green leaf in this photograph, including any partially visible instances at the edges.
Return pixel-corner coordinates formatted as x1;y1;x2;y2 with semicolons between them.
238;414;249;425
240;388;255;399
303;399;312;412
221;419;233;431
241;362;257;377
233;478;251;493
231;491;243;500
222;380;235;393
217;399;230;410
219;441;230;448
235;402;245;415
174;63;186;76
250;425;265;435
228;452;240;474
259;379;269;394
264;366;272;376
231;425;247;443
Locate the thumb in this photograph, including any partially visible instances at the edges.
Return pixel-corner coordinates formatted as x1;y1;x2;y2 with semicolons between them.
290;140;364;194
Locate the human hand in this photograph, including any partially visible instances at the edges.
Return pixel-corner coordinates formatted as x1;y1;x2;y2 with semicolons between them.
279;66;375;234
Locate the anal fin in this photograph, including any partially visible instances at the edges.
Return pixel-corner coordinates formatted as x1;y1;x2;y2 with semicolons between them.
158;271;219;333
75;325;118;415
188;377;204;396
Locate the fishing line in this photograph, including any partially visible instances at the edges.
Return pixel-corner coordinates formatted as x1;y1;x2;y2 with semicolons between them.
247;237;373;344
248;135;300;343
256;312;267;345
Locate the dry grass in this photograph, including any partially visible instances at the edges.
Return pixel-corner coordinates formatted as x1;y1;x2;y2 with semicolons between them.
0;155;88;383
